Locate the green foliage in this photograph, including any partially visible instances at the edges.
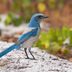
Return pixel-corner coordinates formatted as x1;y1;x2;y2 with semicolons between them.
0;0;65;22
4;12;13;25
37;0;44;2
24;6;33;23
69;30;72;46
12;0;21;12
35;26;72;54
4;12;23;26
48;42;61;54
23;0;31;7
0;16;2;22
12;16;23;26
63;49;70;55
58;0;64;8
48;0;56;9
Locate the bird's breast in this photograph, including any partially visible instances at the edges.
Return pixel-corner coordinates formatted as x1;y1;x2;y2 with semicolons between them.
21;28;40;48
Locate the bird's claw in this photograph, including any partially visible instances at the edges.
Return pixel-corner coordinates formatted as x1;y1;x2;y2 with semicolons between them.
32;57;36;60
25;57;30;59
25;57;36;60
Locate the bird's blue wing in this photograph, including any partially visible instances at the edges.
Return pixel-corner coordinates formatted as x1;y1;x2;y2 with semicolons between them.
0;28;38;58
16;28;38;46
0;44;18;58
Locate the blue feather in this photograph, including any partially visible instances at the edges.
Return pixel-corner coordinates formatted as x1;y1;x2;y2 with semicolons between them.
0;28;38;58
0;44;18;58
17;28;38;45
0;13;47;58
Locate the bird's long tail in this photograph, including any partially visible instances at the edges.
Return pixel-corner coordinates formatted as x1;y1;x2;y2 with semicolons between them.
0;44;19;58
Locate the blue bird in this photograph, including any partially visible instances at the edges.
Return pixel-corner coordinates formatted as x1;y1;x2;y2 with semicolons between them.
0;13;48;59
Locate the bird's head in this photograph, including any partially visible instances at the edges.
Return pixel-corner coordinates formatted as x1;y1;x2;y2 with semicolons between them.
29;13;48;28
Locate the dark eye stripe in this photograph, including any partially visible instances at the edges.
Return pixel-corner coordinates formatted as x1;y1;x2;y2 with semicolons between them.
38;16;42;18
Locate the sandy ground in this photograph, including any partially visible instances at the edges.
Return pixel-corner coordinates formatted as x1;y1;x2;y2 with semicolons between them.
0;41;72;72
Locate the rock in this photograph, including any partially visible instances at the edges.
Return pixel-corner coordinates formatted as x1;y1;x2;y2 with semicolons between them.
0;41;72;72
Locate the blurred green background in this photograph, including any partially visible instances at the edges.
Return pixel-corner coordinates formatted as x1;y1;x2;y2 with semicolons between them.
0;0;72;26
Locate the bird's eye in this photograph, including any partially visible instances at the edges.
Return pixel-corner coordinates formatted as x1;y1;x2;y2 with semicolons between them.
38;16;42;19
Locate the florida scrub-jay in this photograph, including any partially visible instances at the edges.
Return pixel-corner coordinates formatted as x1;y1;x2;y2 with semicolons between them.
0;13;48;59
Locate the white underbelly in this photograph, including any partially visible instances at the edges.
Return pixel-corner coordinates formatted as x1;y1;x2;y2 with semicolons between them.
21;35;39;48
21;28;40;48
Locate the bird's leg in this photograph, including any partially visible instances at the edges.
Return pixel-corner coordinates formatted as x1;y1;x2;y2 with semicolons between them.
24;48;29;59
29;48;36;60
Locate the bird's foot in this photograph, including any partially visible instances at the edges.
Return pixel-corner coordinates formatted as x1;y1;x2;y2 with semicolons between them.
32;57;36;60
25;57;30;59
30;57;36;60
25;57;36;60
